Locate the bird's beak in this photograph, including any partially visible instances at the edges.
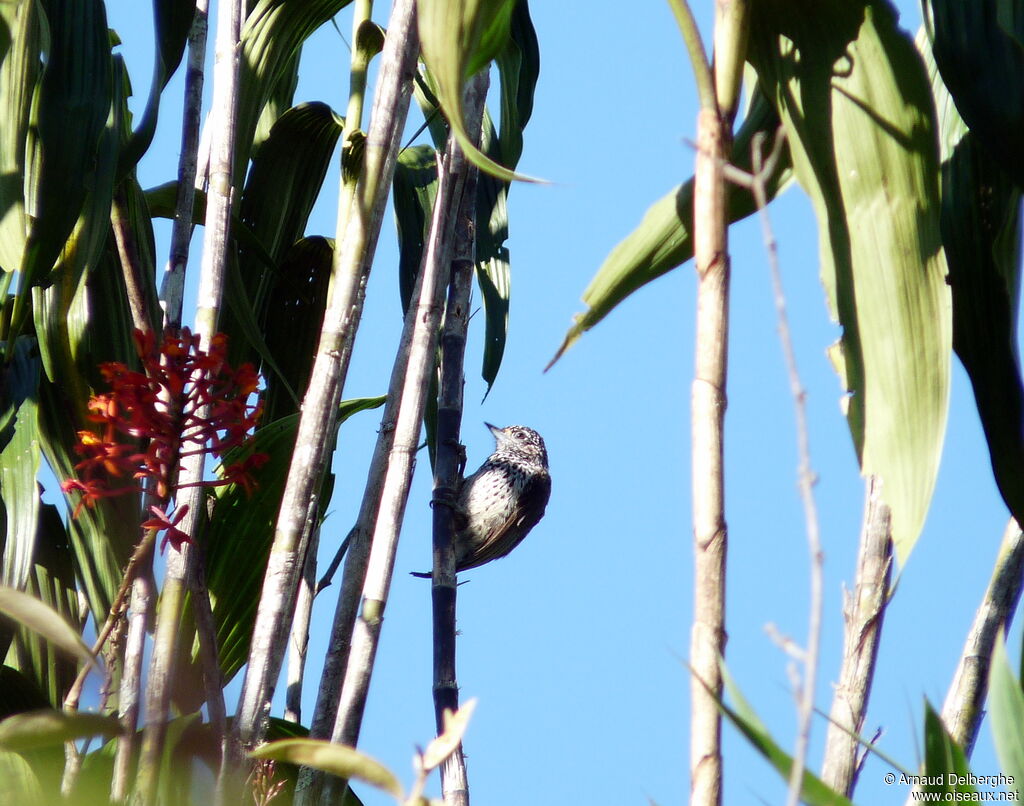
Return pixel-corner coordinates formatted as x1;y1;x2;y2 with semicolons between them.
485;422;505;440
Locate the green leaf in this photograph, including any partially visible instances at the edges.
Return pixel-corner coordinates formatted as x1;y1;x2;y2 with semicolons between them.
198;398;385;687
922;700;976;796
0;0;40;277
418;0;541;182
8;0;115;349
476;251;509;395
393;145;439;315
4;503;81;709
550;86;789;367
236;0;354;180
919;29;1024;527
0;709;120;752
250;739;402;798
929;0;1024;188
118;0;195;172
0;588;95;670
260;237;334;422
715;663;854;806
747;0;951;563
0;336;41;593
0;749;44;805
225;101;343;383
990;635;1024;800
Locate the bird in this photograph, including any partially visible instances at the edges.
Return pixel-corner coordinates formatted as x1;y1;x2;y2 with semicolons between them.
417;423;551;575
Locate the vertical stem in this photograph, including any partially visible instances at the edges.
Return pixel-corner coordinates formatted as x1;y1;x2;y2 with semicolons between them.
690;102;729;806
111;570;155;802
138;0;242;799
286;528;319;724
430;71;488;806
283;0;376;733
161;0;210;330
941;518;1024;754
235;0;418;763
821;476;892;796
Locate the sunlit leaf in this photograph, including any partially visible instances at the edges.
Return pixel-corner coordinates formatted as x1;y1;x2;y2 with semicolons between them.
0;337;41;593
549;86;789;368
251;739;402;798
0;709;120;752
747;0;951;563
421;698;477;772
714;662;855;806
418;0;541;182
0;588;95;670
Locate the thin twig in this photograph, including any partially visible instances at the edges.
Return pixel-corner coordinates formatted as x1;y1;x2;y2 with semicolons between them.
161;0;210;330
731;128;825;806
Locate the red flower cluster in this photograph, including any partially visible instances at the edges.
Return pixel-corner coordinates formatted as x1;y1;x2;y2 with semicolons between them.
61;328;269;550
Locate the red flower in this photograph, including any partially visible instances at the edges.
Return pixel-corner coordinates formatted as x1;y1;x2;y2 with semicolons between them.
142;504;191;552
62;328;266;550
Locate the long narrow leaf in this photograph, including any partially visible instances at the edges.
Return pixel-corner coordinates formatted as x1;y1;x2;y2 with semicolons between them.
747;0;951;562
550;87;789;366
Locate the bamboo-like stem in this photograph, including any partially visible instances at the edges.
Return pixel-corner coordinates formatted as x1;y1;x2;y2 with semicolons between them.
111;570;155;802
317;114;476;806
677;2;746;802
282;0;376;732
108;184;159;801
430;71;488;806
941;518;1024;754
234;0;418;762
689;100;729;806
138;0;242;799
286;527;319;724
822;476;892;796
161;0;210;330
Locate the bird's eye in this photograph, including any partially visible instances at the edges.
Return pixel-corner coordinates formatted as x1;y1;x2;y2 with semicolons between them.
513;429;525;440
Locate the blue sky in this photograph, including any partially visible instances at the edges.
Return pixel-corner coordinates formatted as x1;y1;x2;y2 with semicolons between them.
104;1;1020;804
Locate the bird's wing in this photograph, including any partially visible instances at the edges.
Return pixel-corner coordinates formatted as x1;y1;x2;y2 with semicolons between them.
459;473;551;571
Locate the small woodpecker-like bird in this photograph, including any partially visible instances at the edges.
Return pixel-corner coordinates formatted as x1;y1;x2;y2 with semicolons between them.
417;423;551;576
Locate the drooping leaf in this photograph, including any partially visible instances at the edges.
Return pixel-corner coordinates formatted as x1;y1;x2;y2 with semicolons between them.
919;29;1024;526
226;101;343;374
550;85;789;367
0;588;95;670
118;0;195;172
261;236;334;422
929;0;1024;188
0;709;120;752
747;0;951;563
418;0;541;182
236;0;354;180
